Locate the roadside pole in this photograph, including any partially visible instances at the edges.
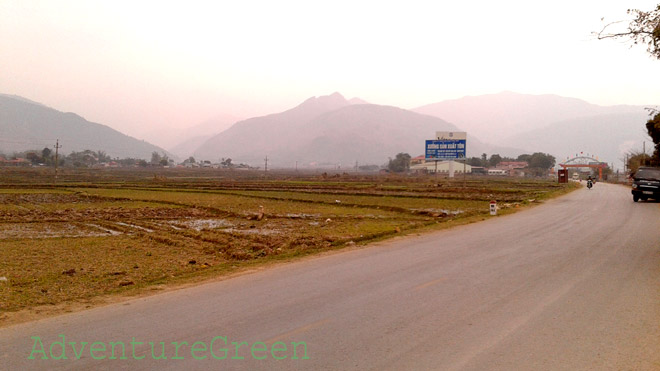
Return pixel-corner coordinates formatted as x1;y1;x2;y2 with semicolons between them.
463;156;467;188
54;139;61;180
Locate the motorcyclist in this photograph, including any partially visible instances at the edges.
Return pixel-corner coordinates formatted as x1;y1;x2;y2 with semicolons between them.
587;175;593;189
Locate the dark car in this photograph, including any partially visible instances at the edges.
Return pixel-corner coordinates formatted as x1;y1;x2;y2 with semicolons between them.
631;167;660;202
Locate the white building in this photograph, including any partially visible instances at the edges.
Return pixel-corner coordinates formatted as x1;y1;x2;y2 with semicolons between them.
410;160;472;174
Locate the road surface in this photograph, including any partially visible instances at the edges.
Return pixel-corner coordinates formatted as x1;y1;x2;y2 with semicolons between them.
1;183;659;370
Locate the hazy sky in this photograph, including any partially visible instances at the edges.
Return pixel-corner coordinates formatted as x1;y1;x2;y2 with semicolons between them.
2;0;660;142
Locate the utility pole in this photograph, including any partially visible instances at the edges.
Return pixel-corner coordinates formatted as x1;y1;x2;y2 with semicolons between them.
54;139;62;180
643;141;646;166
264;156;268;173
295;161;298;172
463;156;467;188
355;160;358;173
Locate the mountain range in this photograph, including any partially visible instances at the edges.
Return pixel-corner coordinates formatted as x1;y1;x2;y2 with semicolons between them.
0;94;169;159
192;93;519;167
413;92;652;166
1;91;653;169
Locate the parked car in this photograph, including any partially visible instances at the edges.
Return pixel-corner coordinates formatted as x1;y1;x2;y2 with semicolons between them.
631;167;660;202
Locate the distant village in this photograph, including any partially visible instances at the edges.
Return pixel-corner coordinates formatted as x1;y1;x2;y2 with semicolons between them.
0;148;564;178
0;149;252;170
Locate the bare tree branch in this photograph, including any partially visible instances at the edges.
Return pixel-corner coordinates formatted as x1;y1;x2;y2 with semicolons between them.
595;5;660;59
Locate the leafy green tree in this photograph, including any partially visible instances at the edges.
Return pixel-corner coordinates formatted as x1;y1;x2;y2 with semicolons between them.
66;150;99;167
387;153;411;173
96;150;111;163
468;157;483;166
528;152;556;169
41;147;52;159
523;152;556;176
26;152;41;164
517;154;532;163
646;111;660;165
488;154;502;167
150;151;162;165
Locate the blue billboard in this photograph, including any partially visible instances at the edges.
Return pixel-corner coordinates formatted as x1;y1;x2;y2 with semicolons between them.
425;139;466;160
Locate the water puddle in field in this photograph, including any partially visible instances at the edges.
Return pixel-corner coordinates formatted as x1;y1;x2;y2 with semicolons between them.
219;228;280;235
283;213;321;219
169;218;234;231
0;223;119;239
115;222;154;233
85;223;123;236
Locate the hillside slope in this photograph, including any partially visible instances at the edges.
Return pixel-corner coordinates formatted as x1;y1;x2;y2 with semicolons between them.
0;94;169;159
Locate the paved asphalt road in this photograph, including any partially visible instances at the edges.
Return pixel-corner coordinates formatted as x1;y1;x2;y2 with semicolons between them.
1;183;659;370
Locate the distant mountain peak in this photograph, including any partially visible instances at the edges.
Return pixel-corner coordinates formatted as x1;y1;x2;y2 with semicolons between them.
348;97;369;105
298;92;347;108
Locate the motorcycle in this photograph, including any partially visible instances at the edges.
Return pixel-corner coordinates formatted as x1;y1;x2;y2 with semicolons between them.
587;179;593;189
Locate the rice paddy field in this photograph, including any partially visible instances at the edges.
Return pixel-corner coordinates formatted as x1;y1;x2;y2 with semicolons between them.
0;167;577;323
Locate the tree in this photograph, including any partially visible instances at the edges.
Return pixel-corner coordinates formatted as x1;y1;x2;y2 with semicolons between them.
626;151;652;174
522;152;556;177
41;147;52;159
26;152;41;164
467;157;483;166
96;150;111;163
387;153;411;173
488;154;502;167
528;152;556;169
597;5;660;59
150;152;169;166
150;151;162;165
221;158;233;167
66;150;99;167
646;111;660;165
597;5;660;165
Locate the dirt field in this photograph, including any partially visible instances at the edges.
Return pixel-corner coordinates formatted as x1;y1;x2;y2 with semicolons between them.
0;167;577;324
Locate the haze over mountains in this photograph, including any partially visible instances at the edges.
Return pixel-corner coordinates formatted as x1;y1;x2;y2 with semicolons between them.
414;92;651;166
1;91;652;169
139;113;242;157
192;93;518;167
0;94;169;159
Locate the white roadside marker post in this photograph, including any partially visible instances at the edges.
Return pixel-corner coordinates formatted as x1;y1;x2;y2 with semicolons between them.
490;200;497;216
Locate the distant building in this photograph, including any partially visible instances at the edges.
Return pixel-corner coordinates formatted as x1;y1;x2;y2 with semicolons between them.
495;161;528;177
471;166;487;175
0;157;31;167
487;169;508;176
410;160;472;174
410;155;426;165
